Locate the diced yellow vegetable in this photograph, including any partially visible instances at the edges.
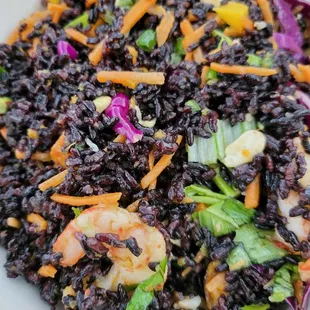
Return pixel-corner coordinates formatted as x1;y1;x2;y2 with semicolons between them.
214;2;249;33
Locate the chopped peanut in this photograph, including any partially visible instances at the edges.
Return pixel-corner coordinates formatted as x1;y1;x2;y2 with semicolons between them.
7;217;22;229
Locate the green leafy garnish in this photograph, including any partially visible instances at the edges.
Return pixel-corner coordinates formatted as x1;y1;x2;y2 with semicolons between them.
0;67;7;81
192;197;254;236
262;53;274;69
241;304;270;310
115;0;134;9
126;257;168;310
0;97;11;114
234;224;287;264
207;68;218;80
170;53;182;65
213;170;240;198
269;264;295;302
226;244;251;271
173;38;185;56
72;207;83;218
247;54;262;67
65;12;89;29
103;11;114;25
185;100;201;112
212;29;233;48
136;29;157;52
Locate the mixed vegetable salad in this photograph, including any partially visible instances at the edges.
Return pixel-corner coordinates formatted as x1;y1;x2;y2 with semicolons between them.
0;0;310;309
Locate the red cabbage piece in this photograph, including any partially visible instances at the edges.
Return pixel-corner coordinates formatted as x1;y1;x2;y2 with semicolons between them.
57;41;78;60
285;297;298;310
105;93;143;143
302;281;310;310
274;0;303;47
273;33;303;54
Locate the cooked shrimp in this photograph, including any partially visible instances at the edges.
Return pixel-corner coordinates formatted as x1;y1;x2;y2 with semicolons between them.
277;191;310;244
53;204;166;290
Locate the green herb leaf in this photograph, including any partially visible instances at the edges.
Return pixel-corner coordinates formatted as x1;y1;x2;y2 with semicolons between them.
103;11;114;25
65;12;89;29
262;53;274;69
0;66;7;81
241;304;270;310
207;68;218;80
247;54;262;67
126;257;168;310
234;224;287;264
136;29;157;52
226;244;251;271
269;264;294;302
212;29;233;48
0;97;11;114
170;53;182;65
173;38;185;56
222;199;254;226
213;170;240;198
115;0;134;9
72;207;83;218
185;100;201;112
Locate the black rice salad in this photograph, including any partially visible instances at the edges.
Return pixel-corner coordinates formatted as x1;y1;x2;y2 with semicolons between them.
0;0;310;309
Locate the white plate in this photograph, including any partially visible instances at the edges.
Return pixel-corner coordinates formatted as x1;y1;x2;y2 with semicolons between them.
0;2;59;309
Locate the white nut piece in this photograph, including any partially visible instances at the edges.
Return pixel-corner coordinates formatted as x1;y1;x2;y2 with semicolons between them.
93;96;112;113
223;130;266;168
173;296;202;310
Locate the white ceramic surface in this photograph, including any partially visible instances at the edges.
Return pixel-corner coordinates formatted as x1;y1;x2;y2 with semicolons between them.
0;1;58;309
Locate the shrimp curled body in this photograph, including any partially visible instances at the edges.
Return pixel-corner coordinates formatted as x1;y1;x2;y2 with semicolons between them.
53;204;166;290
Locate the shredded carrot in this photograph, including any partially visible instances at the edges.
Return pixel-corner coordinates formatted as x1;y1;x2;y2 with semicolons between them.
0;127;7;140
243;17;254;31
294;280;304;306
97;71;165;89
32;152;52;162
180;19;204;63
290;64;310;83
65;28;89;47
148;150;157;190
27;213;48;232
39;169;68;192
121;0;158;35
85;0;98;8
210;63;278;76
200;66;209;87
245;174;260;209
6;11;50;45
126;45;138;65
88;39;106;66
38;265;57;278
257;0;274;26
28;37;41;57
223;27;241;37
51;133;69;168
47;2;69;23
183;22;206;52
86;18;104;37
206;12;223;26
126;198;143;212
147;5;166;17
50;192;122;206
298;258;310;282
156;11;175;47
181;197;194;204
269;36;278;50
7;217;22;229
188;10;198;22
113;134;127;143
141;136;183;189
27;128;39;139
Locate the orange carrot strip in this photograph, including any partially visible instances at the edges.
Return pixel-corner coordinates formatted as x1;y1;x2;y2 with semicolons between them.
289;64;304;82
97;71;165;89
188;10;198;22
183;22;206;51
6;11;50;45
121;0;158;35
86;18;104;37
223;27;241;37
148;150;157;190
47;3;69;23
193;47;205;64
201;66;209;87
210;63;278;76
38;265;57;278
298;64;310;83
294;280;304;306
245;174;260;209
126;45;138;65
141;136;183;189
147;5;166;17
7;217;22;229
28;37;41;57
257;0;274;26
32;152;52;162
156;12;175;47
113;134;127;143
243;17;254;31
85;0;97;8
88;39;106;66
0;127;7;140
27;213;48;232
126;198;143;212
39;169;68;192
65;28;89;47
51;192;122;206
51;133;69;168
